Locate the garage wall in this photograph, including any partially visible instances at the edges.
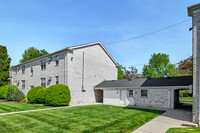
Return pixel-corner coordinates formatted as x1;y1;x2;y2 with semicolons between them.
134;89;169;109
103;90;120;105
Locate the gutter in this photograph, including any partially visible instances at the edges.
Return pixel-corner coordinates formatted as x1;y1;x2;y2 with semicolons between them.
95;86;191;90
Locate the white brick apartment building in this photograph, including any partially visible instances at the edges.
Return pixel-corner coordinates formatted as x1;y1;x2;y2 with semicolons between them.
10;42;118;104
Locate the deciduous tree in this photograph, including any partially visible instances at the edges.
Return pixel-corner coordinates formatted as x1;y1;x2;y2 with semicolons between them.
20;47;49;63
142;53;175;78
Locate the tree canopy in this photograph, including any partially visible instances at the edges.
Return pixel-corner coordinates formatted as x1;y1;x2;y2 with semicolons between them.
175;56;192;76
0;45;11;86
20;47;49;63
142;53;175;78
118;64;125;80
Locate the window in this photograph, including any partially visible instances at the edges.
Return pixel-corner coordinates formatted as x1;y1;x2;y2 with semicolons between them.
22;65;25;74
30;67;33;77
55;76;59;84
41;60;46;70
41;78;46;87
22;80;25;89
141;90;148;97
129;90;133;97
30;85;34;89
15;68;17;75
56;55;59;66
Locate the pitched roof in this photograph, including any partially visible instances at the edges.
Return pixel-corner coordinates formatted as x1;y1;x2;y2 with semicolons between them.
12;41;117;67
95;76;192;88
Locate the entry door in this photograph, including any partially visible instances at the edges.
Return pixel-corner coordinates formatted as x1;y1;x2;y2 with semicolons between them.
128;90;134;105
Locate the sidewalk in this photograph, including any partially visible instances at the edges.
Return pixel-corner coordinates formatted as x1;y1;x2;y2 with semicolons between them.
0;103;98;116
132;108;197;133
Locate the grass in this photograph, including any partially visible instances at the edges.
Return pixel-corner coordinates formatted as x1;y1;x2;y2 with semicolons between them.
0;103;50;113
166;128;200;133
0;104;164;133
179;96;193;100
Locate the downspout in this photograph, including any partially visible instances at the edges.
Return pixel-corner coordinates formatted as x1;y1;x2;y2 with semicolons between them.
64;51;66;85
168;88;171;109
82;52;85;92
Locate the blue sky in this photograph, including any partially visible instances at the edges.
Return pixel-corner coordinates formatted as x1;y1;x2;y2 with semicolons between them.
1;0;199;73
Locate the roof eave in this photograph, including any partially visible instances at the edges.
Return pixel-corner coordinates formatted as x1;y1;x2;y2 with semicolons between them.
188;3;200;16
95;85;191;90
11;48;72;68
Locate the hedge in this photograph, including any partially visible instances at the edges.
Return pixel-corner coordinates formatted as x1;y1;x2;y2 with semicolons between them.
45;84;71;106
27;86;46;103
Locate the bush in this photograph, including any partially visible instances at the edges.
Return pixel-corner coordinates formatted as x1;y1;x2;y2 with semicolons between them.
20;98;26;102
6;85;25;102
36;87;46;103
0;85;10;98
27;86;46;103
45;84;71;106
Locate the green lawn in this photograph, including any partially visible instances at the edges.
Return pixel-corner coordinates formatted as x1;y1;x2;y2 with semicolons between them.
0;104;164;133
166;128;200;133
179;96;193;100
0;103;50;113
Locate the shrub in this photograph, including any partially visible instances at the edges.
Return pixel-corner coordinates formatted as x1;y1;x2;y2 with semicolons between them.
20;98;26;102
6;85;25;102
45;84;71;106
27;86;46;103
36;86;46;103
0;85;9;98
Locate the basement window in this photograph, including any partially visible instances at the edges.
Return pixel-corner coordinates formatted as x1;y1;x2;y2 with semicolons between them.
141;90;148;97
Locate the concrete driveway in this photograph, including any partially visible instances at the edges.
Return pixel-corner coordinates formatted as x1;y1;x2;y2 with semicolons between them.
132;103;197;133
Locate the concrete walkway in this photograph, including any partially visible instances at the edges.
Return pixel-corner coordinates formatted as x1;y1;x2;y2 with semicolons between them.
132;104;197;133
0;103;97;116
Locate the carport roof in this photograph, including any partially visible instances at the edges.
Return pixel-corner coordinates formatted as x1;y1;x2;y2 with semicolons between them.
95;76;192;89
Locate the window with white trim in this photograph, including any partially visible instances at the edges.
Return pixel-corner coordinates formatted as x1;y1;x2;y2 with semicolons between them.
22;80;25;89
141;90;148;97
22;65;25;74
129;90;133;97
55;76;59;84
41;60;46;70
56;55;59;66
41;78;46;87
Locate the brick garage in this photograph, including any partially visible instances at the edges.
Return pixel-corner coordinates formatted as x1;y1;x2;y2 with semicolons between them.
95;76;192;110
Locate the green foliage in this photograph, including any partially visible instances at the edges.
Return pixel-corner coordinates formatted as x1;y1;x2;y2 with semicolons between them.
142;53;175;78
27;86;46;103
20;47;49;63
0;85;9;98
36;87;47;103
45;84;71;106
20;98;26;102
6;85;25;102
175;56;192;76
118;64;125;80
0;45;11;86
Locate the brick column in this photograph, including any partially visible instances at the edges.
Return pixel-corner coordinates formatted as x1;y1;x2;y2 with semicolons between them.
188;3;200;124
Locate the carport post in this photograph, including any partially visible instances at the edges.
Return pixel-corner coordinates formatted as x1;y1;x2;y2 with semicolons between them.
188;3;200;124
